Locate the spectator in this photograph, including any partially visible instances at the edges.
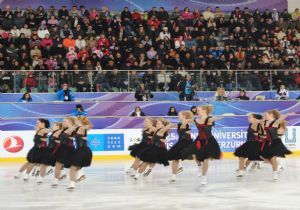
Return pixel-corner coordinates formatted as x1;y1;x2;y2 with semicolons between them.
171;7;181;19
10;25;20;38
236;90;250;100
184;35;197;49
97;34;110;48
72;104;88;116
203;7;215;20
0;5;298;94
37;21;50;39
275;85;289;100
41;34;53;48
63;34;76;49
159;27;171;40
291;8;300;20
57;83;75;102
178;74;194;101
75;35;86;50
18;92;33;102
167;106;178;116
130;106;145;117
135;83;153;101
157;70;171;91
23;72;37;92
190;106;197;115
174;36;185;49
20;24;31;38
214;87;228;101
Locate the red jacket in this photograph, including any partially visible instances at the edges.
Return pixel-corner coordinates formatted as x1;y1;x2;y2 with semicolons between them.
23;76;37;87
132;12;141;21
97;38;110;48
147;19;160;29
77;50;90;59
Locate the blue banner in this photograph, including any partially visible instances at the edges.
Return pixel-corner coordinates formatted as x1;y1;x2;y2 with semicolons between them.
88;133;124;151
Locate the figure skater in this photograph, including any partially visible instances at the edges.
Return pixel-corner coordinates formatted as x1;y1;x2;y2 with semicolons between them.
67;116;93;190
36;122;63;184
51;117;77;187
15;119;50;181
234;114;263;177
126;118;156;175
183;105;222;185
260;110;292;180
134;118;172;180
168;111;193;183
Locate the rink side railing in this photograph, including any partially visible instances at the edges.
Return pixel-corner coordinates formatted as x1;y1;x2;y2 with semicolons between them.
1;69;300;93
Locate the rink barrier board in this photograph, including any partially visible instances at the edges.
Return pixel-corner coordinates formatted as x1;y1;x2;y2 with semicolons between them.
1;151;300;163
2;101;300;120
1;90;299;102
1;128;299;159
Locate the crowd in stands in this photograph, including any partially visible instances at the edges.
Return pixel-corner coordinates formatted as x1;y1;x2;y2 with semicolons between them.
0;5;299;93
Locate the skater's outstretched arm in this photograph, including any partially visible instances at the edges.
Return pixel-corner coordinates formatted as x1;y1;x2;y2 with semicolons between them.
273;112;295;127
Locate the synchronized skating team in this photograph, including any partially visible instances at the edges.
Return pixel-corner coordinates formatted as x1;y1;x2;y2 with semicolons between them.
14;116;93;190
127;105;292;184
14;105;292;190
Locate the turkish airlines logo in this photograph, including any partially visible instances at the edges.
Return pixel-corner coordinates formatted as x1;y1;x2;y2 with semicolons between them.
3;136;24;153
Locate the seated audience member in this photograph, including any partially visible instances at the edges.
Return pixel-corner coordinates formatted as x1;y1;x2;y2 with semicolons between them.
0;5;298;94
275;85;289;100
57;83;75;102
214;87;228;101
72;104;88;116
131;106;146;117
18;92;33;102
236;90;250;100
167;106;178;116
135;83;153;101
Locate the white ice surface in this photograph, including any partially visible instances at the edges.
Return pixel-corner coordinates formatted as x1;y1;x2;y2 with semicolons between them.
0;159;300;210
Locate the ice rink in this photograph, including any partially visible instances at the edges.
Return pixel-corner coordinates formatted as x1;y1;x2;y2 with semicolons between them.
0;158;300;210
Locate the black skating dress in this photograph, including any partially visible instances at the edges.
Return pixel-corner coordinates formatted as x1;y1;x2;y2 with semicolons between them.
234;123;263;161
182;117;221;161
261;120;292;159
71;127;93;167
55;128;76;168
137;129;169;166
129;128;154;158
26;129;49;164
47;129;62;166
168;123;192;161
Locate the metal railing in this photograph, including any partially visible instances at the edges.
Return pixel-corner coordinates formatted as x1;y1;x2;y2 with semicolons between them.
0;69;299;93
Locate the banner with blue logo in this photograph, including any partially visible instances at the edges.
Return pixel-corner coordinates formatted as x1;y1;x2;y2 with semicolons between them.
88;133;124;152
